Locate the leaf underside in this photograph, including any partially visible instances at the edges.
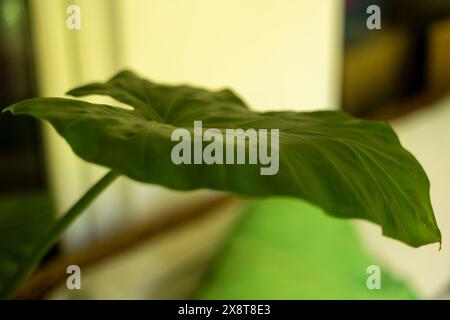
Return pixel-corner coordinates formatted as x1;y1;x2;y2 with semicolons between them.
4;70;441;247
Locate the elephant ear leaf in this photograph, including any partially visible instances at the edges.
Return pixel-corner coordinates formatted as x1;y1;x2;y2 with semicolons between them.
4;70;441;247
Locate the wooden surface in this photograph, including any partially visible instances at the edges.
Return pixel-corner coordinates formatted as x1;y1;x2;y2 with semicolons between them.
16;195;236;299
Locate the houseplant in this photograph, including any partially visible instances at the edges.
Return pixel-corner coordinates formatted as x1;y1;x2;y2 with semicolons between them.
0;70;441;299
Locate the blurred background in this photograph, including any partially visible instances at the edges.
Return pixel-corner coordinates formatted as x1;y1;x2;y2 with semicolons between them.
0;0;450;299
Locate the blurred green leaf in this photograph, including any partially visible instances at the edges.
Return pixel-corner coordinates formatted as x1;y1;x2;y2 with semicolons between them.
196;198;417;299
0;192;55;294
4;70;440;247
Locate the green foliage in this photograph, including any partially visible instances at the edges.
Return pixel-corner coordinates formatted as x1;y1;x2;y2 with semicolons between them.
0;192;55;295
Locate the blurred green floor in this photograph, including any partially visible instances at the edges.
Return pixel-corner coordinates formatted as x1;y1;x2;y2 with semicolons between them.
196;197;416;299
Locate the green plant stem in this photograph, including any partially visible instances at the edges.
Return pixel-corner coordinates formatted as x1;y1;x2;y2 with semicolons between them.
1;170;120;300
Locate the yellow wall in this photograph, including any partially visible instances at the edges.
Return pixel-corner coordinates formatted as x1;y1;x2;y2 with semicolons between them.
117;0;342;111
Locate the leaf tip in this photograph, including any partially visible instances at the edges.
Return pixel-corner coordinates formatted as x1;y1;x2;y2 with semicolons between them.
2;105;15;114
66;88;81;97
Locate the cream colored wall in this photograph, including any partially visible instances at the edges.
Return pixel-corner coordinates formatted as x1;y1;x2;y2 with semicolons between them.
30;0;343;251
30;0;123;249
117;0;342;111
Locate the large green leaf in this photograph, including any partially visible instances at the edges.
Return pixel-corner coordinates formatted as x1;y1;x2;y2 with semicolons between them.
4;70;441;247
